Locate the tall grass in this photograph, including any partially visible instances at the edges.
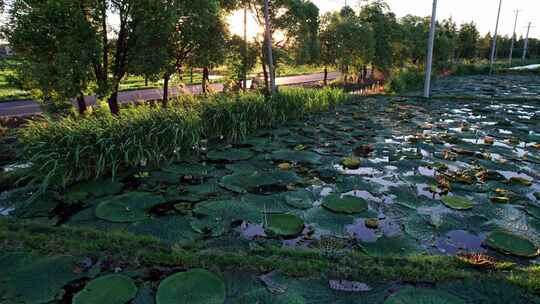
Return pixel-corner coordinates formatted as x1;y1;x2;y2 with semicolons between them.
19;88;349;188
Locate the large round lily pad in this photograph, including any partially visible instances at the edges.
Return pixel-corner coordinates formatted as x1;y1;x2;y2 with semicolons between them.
526;204;540;220
284;190;314;209
73;274;137;304
441;196;473;210
265;213;304;237
95;192;166;223
207;149;254;162
322;194;368;214
65;179;124;202
219;171;301;193
156;269;225;304
483;231;539;258
384;287;465;304
270;150;322;165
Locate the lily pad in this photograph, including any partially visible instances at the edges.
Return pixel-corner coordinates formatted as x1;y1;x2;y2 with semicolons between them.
73;274;138;304
156;269;225;304
191;200;261;236
385;287;465;304
483;231;539;258
163;163;212;178
341;156;361;169
219;171;301;194
0;253;85;304
207;149;254;162
270;150;322;165
509;177;532;187
534;192;540;200
528;204;540;220
95;192;166;223
322;194;368;214
441;196;474;210
65;179;124;202
284;190;314;209
265;213;304;237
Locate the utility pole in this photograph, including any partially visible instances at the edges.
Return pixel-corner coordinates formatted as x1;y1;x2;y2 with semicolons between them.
508;9;520;67
489;0;503;74
522;22;532;63
423;0;438;98
243;8;248;93
263;0;276;95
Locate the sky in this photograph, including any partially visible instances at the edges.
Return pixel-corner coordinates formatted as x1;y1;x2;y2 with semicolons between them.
229;0;539;40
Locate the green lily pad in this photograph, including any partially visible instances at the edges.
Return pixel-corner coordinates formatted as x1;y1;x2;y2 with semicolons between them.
385;287;465;304
341;156;361;169
270;150;322;165
284;190;314;209
509;177;533;187
95;192;166;223
265;213;304;237
441;196;474;210
484;231;539;258
156;269;225;304
65;179;124;202
73;274;138;304
219;171;301;194
163;163;212;178
0;253;85;304
207;149;254;162
534;192;540;200
191;200;261;236
322;194;368;214
528;204;540;220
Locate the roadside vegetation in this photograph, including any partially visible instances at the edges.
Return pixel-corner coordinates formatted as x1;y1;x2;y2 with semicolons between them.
1;0;540;303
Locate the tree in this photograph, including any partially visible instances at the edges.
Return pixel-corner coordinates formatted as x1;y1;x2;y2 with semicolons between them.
5;0;99;114
319;8;374;84
359;0;397;74
224;35;257;90
457;22;480;60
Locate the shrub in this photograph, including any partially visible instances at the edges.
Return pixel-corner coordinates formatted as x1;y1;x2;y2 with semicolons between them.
387;68;424;94
20;104;203;188
19;88;349;188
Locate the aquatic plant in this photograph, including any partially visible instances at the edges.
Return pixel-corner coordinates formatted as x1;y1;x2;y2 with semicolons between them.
156;269;226;304
73;274;138;304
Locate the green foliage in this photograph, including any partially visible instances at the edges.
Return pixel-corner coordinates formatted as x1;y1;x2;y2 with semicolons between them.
73;274;138;304
440;196;474;210
156;269;226;304
95;192;166;223
265;213;305;237
387;68;424;94
384;287;465;304
19;103;203;188
484;231;539;258
322;194;369;214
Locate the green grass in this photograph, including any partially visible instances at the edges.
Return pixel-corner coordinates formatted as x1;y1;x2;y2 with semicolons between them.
18;88;349;188
1;218;539;294
0;59;31;102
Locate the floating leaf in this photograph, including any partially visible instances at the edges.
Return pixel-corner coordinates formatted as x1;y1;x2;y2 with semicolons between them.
265;213;304;237
0;253;85;304
284;190;314;209
384;287;465;304
65;179;124;202
441;196;473;210
207;149;254;162
341;156;361;169
219;171;301;194
509;177;532;187
322;194;368;214
156;269;225;304
484;231;539;258
191;200;261;236
73;274;137;304
329;280;371;292
269;150;322;165
95;192;166;223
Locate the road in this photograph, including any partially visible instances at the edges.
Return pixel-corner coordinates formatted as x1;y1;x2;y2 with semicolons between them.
0;72;340;117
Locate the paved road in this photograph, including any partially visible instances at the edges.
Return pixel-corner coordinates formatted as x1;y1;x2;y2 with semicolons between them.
0;72;340;117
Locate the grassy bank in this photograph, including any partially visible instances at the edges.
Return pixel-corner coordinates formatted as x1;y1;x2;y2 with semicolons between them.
1;218;539;295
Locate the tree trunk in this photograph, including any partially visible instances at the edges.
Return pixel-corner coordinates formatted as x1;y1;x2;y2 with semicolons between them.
145;76;148;87
202;67;209;94
324;67;328;86
163;73;170;107
107;84;120;115
262;61;269;95
190;67;193;84
77;92;87;115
